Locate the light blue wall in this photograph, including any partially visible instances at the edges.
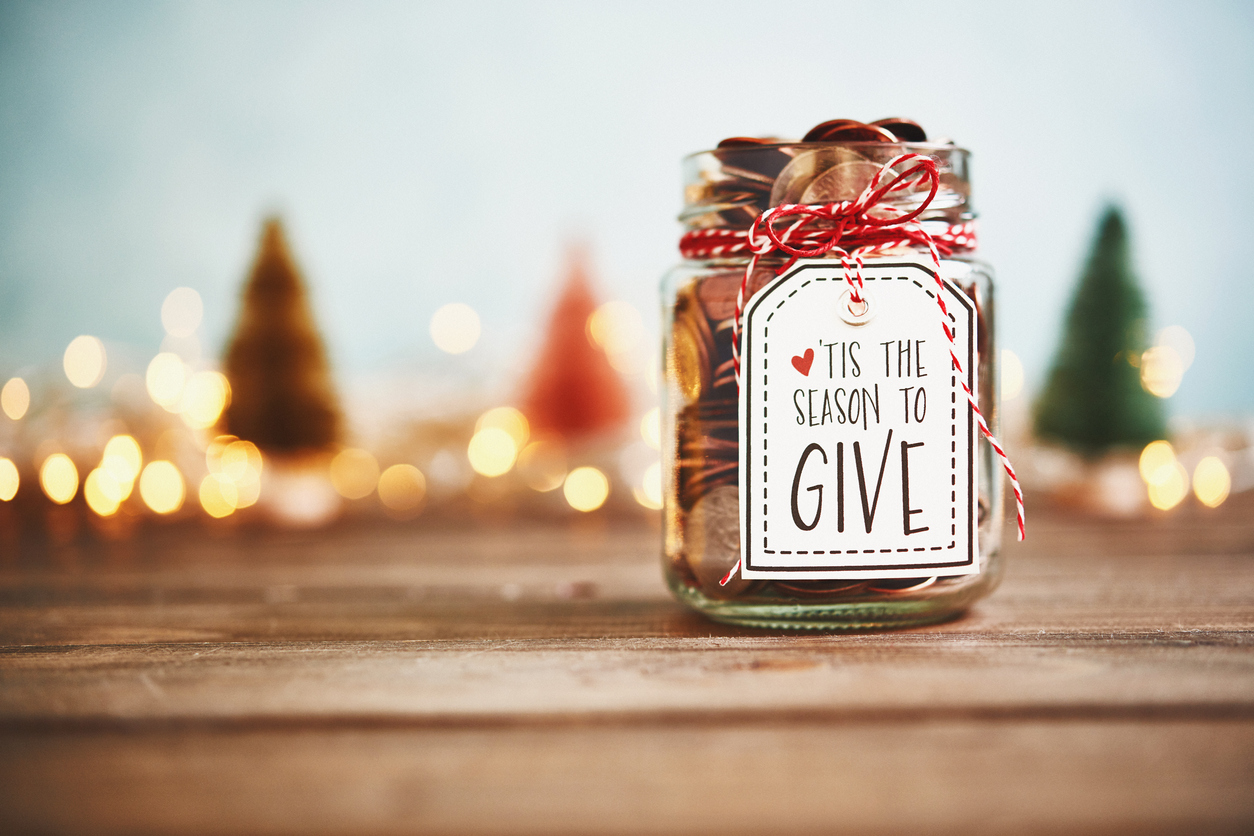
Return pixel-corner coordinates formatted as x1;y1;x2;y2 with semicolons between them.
1;0;1251;415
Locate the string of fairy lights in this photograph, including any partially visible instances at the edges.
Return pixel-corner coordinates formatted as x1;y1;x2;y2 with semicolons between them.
0;289;667;524
0;286;1236;526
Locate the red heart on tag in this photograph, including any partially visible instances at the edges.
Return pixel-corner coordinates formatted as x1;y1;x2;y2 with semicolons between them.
791;348;814;376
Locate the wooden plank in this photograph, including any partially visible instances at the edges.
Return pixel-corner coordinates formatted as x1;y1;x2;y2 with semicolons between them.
3;633;1252;725
1;517;1251;724
3;721;1251;835
1;512;1252;833
1;542;1252;647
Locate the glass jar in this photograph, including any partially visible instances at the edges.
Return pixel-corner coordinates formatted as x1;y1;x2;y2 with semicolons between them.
661;140;1003;630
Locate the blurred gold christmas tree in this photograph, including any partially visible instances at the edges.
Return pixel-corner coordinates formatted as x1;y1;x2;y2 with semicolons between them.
221;218;342;456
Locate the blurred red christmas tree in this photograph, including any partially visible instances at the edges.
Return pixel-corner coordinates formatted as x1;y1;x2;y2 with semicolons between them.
221;218;342;455
521;248;630;442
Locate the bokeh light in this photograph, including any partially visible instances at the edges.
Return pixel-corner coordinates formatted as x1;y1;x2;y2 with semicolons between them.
232;473;261;508
161;287;204;338
40;454;78;504
146;352;188;410
208;438;263;508
1;377;30;420
1140;345;1184;398
1193;456;1231;508
0;458;18;501
63;335;107;388
179;370;231;429
220;439;264;480
139;460;185;514
101;434;142;495
468;427;518;477
430;303;481;354
1000;349;1025;400
640;408;661;450
563;466;609;512
1138;440;1176;484
377;464;426;514
84;468;122;517
199;473;238;518
329;448;380;499
1147;461;1189;510
587;300;645;374
633;461;663;510
516;439;567;492
207;436;237;475
1155;325;1195;369
476;407;529;447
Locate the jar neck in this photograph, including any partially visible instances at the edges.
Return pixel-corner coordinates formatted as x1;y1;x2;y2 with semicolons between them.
677;218;979;263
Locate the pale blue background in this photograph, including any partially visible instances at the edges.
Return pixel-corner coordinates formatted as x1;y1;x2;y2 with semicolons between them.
1;0;1251;415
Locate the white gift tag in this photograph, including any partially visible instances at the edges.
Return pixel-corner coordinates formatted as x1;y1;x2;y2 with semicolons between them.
737;258;979;580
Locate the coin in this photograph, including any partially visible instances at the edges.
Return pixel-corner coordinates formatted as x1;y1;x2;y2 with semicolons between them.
869;118;927;142
799;160;887;204
697;271;749;321
768;146;869;206
717;204;764;226
715;148;793;186
808;123;898;143
801;119;863;142
773;580;867;597
717;136;774;148
686;484;752;597
866;577;938;594
717;165;779;191
677;397;739;511
670;298;711;404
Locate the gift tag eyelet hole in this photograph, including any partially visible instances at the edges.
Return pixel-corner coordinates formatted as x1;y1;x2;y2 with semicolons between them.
838;290;875;326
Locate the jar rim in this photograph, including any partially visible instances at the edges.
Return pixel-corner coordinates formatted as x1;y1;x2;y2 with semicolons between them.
684;141;970;163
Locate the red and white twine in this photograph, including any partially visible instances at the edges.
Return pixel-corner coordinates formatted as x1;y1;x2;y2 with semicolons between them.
679;153;1026;585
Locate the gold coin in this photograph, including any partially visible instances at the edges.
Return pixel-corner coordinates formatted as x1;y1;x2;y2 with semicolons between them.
669;286;712;404
671;323;706;403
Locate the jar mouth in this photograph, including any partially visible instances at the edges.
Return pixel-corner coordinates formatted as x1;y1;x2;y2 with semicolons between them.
681;141;973;231
682;140;969;163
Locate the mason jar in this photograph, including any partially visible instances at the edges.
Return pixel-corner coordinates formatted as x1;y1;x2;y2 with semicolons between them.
661;139;1004;629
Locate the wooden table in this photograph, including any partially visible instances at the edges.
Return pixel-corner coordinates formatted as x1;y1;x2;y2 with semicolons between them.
1;506;1252;834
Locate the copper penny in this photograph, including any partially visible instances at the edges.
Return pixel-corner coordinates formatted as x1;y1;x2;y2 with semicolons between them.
866;577;938;594
717;136;773;148
811;124;898;143
773;580;867;597
870;117;928;142
799;160;886;204
768;146;869;206
801;119;863;142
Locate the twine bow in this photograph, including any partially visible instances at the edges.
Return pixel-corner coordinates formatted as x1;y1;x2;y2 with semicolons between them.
734;153;945;368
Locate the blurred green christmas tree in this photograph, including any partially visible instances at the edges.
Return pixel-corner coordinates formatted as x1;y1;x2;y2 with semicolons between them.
221;218;342;455
1034;206;1166;454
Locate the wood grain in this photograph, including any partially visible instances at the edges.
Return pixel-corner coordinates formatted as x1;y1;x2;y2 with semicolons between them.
4;721;1252;835
1;512;1252;834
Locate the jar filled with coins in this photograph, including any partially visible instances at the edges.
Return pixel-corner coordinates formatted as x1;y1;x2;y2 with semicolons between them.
662;119;1012;629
